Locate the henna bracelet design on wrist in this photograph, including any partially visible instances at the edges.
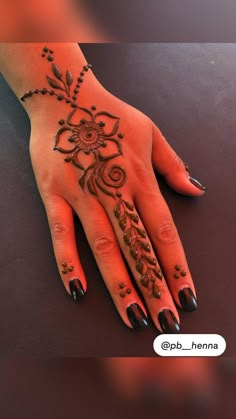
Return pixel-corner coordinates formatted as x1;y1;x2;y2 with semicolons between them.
20;46;163;299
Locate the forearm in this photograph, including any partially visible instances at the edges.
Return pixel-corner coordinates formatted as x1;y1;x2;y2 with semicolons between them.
0;43;103;123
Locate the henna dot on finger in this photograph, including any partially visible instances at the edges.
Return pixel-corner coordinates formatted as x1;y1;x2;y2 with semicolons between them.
61;262;74;274
118;283;132;297
174;265;187;279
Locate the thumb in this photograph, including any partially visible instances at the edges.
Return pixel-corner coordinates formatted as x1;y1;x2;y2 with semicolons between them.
151;123;206;196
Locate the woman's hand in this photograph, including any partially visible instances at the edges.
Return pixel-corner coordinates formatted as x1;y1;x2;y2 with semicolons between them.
28;57;206;334
0;43;206;333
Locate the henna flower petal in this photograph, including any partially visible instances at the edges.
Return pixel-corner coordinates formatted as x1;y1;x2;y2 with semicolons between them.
66;107;93;127
94;111;120;137
54;127;78;153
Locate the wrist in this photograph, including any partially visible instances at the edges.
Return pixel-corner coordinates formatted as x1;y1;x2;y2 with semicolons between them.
27;66;105;127
0;43;105;123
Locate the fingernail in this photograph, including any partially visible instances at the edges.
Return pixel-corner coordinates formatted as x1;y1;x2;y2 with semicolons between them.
69;279;85;301
127;303;148;330
158;309;180;334
189;176;207;191
179;287;198;312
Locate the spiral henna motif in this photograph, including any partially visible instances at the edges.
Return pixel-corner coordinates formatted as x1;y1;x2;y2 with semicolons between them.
19;46;164;299
100;164;126;189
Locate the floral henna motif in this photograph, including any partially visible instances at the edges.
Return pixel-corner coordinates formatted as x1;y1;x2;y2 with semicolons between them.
54;107;126;198
20;46;163;299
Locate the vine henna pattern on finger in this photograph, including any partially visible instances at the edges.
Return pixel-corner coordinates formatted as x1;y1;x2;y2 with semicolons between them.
20;46;163;299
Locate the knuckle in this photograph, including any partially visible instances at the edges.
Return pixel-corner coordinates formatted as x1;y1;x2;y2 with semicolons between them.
93;233;116;257
154;219;178;244
50;221;71;240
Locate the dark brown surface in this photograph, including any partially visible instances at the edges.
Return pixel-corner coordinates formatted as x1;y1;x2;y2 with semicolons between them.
0;44;235;356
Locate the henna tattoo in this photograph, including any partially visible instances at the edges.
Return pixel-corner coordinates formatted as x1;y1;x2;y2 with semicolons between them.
114;192;163;299
41;47;54;62
174;265;187;279
20;46;163;299
118;282;132;298
61;262;74;274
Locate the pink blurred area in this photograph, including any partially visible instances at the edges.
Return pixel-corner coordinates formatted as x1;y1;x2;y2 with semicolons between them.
1;0;236;41
0;358;235;418
0;0;113;42
103;358;236;418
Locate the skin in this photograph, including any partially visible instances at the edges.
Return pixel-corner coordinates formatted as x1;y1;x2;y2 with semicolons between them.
0;43;206;332
0;0;110;41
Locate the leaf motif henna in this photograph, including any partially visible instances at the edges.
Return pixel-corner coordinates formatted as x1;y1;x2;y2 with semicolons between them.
20;46;163;299
114;193;163;298
52;63;63;80
46;76;64;91
66;70;73;89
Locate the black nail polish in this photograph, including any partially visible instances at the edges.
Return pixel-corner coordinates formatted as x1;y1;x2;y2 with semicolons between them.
158;309;180;334
189;176;206;191
69;279;85;301
179;287;198;312
127;303;148;330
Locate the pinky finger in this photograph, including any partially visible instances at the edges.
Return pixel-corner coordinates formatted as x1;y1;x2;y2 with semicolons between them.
43;194;87;301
